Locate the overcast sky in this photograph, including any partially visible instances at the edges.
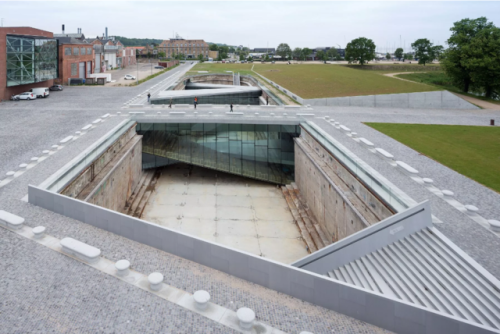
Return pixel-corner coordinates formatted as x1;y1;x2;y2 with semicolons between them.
1;1;499;52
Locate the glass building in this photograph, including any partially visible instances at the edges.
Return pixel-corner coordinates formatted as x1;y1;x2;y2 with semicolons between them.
6;35;58;87
137;123;300;184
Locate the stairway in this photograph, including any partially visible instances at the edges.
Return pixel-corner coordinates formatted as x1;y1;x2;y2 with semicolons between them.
121;169;160;218
282;183;331;253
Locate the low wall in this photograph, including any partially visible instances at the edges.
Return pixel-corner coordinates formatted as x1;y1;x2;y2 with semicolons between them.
28;185;494;334
251;69;305;104
304;91;479;109
61;123;138;198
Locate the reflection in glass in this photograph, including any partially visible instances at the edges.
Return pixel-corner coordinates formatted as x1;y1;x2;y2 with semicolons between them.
136;123;300;184
6;35;58;87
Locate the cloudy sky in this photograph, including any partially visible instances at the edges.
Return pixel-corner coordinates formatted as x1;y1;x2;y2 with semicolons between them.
1;1;499;52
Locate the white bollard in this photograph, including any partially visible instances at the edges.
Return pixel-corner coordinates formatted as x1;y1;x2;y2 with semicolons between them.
115;260;130;277
488;220;500;233
19;163;28;169
422;178;434;185
5;171;15;181
32;226;46;239
237;307;255;330
193;290;210;310
465;205;479;216
148;272;163;291
51;145;60;151
442;190;454;199
42;150;50;156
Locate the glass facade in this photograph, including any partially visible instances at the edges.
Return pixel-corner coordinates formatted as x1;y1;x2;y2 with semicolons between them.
137;123;300;184
6;35;58;87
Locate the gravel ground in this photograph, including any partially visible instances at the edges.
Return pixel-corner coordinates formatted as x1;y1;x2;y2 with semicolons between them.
0;69;394;333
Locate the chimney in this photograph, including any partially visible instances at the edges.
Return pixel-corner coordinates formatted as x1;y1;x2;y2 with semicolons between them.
62;24;65;34
105;27;108;40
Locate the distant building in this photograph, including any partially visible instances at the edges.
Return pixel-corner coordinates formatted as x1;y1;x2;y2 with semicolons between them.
55;37;94;84
159;38;209;59
0;26;58;100
252;48;275;55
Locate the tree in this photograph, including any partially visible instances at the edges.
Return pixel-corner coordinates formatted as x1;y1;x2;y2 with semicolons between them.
301;48;312;61
239;54;245;61
464;25;500;97
404;53;413;60
440;17;499;95
292;47;302;59
197;54;204;62
264;54;270;61
276;43;292;59
432;45;444;61
158;51;166;59
209;44;219;51
248;56;253;62
345;37;376;65
411;38;442;65
386;53;391;60
326;48;338;60
395;48;404;60
219;45;229;59
316;50;326;61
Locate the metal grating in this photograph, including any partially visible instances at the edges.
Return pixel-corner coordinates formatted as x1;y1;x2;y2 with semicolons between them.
327;227;500;330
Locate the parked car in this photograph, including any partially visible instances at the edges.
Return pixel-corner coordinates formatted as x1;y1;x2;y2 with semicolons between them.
49;85;63;91
13;92;36;100
124;74;136;80
154;66;165;69
30;87;49;98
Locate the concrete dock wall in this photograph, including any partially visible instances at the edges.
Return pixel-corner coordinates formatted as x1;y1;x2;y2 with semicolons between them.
61;123;138;198
85;137;142;212
294;128;393;243
304;91;479;109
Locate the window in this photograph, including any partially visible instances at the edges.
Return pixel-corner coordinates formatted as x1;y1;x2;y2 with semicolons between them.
81;48;86;55
87;47;91;55
64;47;71;55
73;47;79;55
71;63;77;76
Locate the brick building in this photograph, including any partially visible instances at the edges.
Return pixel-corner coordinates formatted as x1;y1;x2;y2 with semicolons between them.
87;37;125;71
159;38;209;59
56;37;94;84
121;47;137;68
0;27;58;101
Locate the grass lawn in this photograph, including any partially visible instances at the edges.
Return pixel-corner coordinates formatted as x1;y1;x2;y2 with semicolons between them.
252;64;440;98
365;123;500;193
396;72;500;105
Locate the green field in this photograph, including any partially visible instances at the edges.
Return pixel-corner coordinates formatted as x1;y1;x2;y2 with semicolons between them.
188;63;440;99
252;64;440;98
366;123;500;193
396;72;500;105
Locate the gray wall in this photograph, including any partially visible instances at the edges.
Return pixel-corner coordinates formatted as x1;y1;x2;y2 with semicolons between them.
294;129;394;243
304;91;479;110
85;137;143;212
28;185;498;334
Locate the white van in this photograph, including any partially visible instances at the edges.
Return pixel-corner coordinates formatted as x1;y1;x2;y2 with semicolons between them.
30;87;50;98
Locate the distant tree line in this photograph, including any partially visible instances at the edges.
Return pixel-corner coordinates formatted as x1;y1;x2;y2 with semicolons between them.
113;36;163;47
